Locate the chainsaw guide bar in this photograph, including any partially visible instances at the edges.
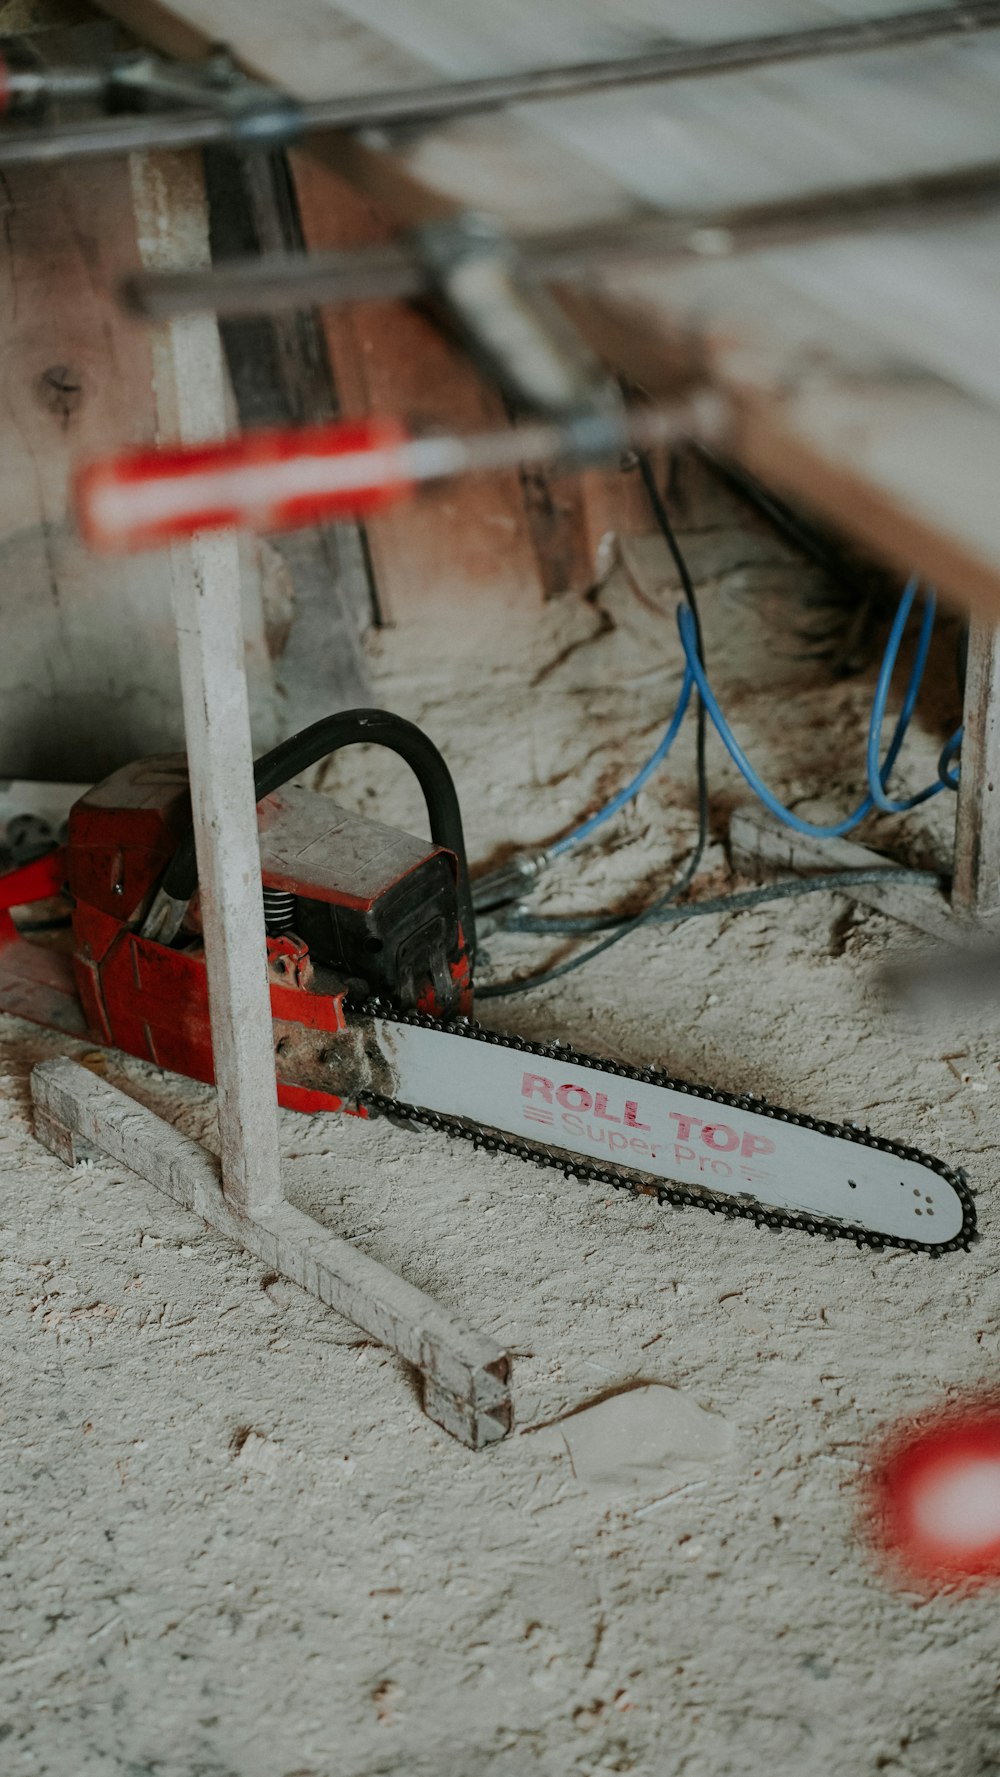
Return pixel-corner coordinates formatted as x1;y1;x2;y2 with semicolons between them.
351;1003;976;1256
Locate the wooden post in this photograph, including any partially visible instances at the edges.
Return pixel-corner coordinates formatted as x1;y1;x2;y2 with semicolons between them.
952;620;1000;920
131;149;282;1214
288;154;549;626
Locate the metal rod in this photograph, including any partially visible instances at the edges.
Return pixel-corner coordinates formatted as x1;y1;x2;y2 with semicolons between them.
126;240;425;320
303;2;1000;117
398;393;728;479
0;1;996;167
124;157;1000;322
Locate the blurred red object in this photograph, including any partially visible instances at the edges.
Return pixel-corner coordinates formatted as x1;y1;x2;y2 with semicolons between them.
74;416;413;552
866;1399;1000;1586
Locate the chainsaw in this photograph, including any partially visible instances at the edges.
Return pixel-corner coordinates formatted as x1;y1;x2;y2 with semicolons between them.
0;710;974;1257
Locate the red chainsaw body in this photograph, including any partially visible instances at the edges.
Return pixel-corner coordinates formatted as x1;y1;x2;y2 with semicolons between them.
0;755;472;1113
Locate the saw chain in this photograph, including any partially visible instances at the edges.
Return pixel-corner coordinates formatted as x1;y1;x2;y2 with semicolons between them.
354;1002;976;1257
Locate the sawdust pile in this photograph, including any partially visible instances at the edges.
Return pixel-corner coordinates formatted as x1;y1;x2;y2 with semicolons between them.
1;461;994;1777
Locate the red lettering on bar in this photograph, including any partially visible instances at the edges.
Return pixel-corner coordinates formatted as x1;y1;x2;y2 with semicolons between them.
557;1083;593;1112
669;1111;703;1142
702;1123;739;1152
624;1100;651;1131
741;1131;776;1159
522;1073;553;1103
593;1092;620;1123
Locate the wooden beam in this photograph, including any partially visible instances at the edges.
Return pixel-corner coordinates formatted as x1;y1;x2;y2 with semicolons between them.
729;805;956;943
288;152;548;626
32;1057;512;1447
953;621;1000;918
203;143;375;715
130;148;283;1215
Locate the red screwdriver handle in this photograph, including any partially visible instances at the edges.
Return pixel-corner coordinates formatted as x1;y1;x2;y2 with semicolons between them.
75;416;414;552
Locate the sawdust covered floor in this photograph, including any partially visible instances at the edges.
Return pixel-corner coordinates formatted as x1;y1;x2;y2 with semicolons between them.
1;459;998;1777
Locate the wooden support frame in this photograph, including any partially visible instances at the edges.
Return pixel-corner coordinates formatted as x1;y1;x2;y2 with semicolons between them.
133;147;284;1217
32;1058;511;1448
27;143;512;1450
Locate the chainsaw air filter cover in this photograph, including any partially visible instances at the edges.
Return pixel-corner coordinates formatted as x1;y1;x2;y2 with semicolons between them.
257;785;469;1014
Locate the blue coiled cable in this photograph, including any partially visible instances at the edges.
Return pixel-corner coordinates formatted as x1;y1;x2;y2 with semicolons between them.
676;578;958;841
938;725;963;791
549;663;694;857
549;573;959;860
865;578;944;814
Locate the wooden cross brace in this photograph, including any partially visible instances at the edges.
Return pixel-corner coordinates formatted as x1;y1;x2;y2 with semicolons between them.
32;1056;511;1449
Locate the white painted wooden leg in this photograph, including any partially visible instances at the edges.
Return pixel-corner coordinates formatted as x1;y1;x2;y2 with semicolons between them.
953;619;1000;920
32;1059;512;1449
132;150;281;1216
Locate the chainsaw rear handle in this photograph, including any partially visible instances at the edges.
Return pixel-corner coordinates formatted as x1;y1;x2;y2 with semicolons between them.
144;709;476;964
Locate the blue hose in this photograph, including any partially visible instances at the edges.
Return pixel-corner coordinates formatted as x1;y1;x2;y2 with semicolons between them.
938;726;962;791
549;663;694;856
676;580;951;840
865;579;943;813
553;574;959;859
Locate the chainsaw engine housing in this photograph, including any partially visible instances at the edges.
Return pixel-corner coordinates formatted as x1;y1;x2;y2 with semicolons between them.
64;755;472;1110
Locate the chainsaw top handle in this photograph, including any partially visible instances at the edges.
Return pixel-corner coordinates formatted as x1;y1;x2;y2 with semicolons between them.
143;709;476;964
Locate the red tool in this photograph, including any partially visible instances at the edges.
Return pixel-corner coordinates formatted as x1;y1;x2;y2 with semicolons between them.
0;711;473;1115
0;713;974;1255
865;1399;1000;1586
76;418;416;552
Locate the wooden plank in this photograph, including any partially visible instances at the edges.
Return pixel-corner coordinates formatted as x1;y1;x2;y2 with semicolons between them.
551;257;1000;621
31;1056;512;1447
289;152;548;625
0;147;277;777
708;326;1000;628
130;148;283;1216
98;0;972;110
729;804;957;942
204;144;375;714
952;621;1000;918
94;0;1000;618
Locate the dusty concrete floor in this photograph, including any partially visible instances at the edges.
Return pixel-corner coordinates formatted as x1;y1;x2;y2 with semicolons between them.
2;461;998;1777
